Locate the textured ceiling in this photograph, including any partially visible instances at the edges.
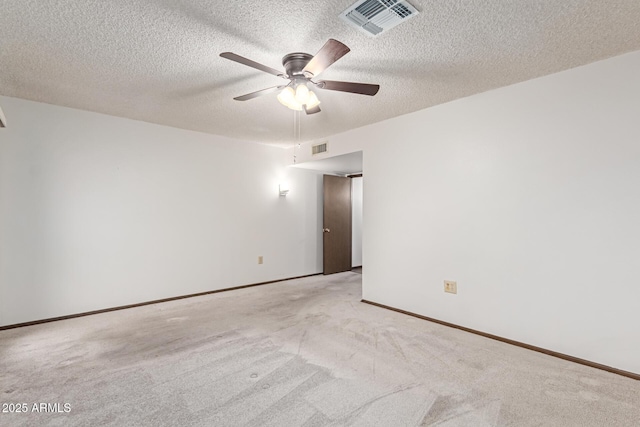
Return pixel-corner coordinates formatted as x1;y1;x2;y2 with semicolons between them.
2;1;640;147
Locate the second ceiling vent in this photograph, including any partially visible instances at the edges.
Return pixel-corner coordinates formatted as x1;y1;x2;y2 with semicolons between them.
312;142;328;156
339;0;419;37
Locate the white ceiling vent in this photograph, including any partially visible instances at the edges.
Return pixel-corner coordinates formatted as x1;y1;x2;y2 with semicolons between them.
340;0;419;37
312;142;328;155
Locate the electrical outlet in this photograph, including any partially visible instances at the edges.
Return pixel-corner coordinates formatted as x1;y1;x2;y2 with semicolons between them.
258;256;263;265
444;280;457;294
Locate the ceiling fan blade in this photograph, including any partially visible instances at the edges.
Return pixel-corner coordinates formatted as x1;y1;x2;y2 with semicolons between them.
316;80;380;96
233;85;287;101
220;52;286;78
302;39;350;77
304;105;321;115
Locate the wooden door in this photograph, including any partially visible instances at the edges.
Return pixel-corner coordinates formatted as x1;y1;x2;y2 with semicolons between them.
323;175;352;274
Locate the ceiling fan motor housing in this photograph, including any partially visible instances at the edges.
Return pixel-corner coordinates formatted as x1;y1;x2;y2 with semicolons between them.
282;53;313;77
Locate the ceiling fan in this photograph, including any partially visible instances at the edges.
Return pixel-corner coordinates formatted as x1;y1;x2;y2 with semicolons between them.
220;39;380;115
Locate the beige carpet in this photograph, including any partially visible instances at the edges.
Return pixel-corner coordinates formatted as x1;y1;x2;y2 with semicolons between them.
1;272;639;426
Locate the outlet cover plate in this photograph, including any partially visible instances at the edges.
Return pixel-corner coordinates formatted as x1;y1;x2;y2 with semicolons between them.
444;280;457;294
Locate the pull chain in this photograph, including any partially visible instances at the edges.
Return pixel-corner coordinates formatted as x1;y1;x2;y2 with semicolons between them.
293;110;301;164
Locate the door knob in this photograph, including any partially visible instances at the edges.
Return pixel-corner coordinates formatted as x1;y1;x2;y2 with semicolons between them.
323;228;330;233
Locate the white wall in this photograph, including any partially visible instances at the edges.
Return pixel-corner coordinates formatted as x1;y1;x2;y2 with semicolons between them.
0;96;323;326
317;50;640;374
352;177;363;267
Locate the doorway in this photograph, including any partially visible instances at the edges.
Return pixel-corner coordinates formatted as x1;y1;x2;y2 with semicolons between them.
293;151;363;275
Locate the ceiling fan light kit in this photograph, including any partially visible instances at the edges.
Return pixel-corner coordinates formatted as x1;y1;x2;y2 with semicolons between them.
277;83;321;111
295;85;309;104
220;39;380;115
277;87;301;111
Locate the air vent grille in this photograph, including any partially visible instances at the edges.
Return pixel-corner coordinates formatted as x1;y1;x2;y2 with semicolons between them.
340;0;419;37
312;142;328;155
392;3;412;18
355;0;385;19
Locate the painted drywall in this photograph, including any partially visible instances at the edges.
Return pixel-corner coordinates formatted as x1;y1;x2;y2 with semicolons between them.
352;177;363;267
0;96;323;326
311;50;640;374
